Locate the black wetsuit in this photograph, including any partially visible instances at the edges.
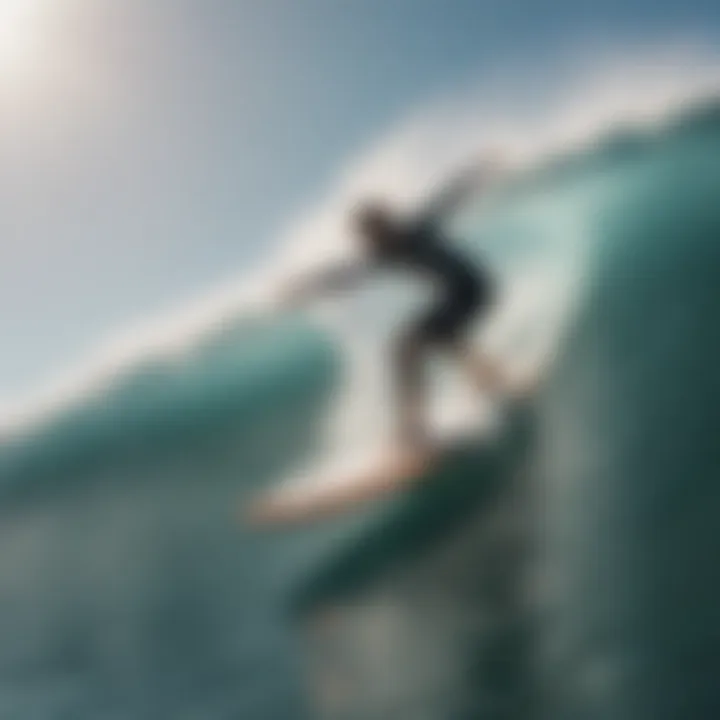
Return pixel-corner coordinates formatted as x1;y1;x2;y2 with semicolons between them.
373;222;493;346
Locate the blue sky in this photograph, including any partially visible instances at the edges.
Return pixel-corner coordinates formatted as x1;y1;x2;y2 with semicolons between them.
1;0;719;407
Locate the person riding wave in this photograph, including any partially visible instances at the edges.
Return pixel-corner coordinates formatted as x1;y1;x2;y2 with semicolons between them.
282;158;511;456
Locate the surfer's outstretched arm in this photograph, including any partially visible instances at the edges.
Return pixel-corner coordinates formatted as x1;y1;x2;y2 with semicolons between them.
280;261;370;305
414;155;504;229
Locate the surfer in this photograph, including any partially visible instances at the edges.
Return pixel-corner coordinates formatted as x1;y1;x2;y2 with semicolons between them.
282;159;508;455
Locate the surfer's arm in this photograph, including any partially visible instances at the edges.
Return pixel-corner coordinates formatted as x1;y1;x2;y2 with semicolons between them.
280;261;371;305
413;155;504;230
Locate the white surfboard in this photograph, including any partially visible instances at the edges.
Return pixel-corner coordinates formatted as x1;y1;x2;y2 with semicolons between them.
242;447;429;527
242;437;472;528
241;371;540;528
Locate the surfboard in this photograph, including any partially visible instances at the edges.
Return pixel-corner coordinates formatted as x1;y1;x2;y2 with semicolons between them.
242;375;540;528
243;437;472;528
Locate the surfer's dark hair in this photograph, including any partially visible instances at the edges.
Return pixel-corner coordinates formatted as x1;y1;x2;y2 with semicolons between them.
352;200;396;239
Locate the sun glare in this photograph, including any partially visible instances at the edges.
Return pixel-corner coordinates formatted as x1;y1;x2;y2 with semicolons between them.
0;0;49;79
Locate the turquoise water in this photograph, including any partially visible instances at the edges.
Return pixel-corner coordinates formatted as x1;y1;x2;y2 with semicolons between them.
0;98;719;718
537;100;720;720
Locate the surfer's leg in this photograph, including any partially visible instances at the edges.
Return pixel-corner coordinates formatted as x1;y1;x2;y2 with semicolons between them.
440;281;511;397
456;344;507;396
393;328;430;449
392;296;460;450
418;286;501;398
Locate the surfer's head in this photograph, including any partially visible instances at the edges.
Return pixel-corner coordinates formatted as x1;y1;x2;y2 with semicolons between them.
352;200;399;249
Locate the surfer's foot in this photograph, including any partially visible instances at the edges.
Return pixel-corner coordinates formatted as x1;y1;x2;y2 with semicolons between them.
391;425;438;468
506;365;544;399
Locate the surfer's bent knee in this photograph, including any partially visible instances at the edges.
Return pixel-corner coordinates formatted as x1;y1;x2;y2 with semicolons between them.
393;328;425;391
